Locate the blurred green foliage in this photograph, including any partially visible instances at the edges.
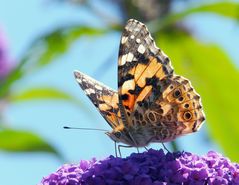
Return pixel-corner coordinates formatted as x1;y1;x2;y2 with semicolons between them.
0;0;238;161
148;2;239;31
36;26;107;67
0;129;62;158
0;24;107;157
9;87;81;104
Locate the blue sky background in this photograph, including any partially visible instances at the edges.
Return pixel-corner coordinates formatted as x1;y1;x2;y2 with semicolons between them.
0;0;239;184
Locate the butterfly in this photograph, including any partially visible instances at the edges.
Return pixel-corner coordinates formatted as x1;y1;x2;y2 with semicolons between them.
74;19;205;152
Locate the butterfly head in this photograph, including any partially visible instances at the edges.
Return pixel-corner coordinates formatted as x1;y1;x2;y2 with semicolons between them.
105;130;123;143
105;122;127;143
105;125;136;145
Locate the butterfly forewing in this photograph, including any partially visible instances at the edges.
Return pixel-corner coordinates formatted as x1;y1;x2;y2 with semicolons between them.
118;19;174;126
74;71;123;129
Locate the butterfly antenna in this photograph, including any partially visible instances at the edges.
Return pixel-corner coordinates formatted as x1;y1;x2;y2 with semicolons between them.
63;126;109;132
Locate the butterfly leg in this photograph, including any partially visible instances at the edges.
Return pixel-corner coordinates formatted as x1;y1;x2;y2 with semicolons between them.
144;146;149;151
114;141;118;157
118;145;133;157
161;143;171;153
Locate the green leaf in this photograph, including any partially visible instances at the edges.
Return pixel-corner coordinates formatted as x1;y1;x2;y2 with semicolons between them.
148;2;239;32
0;129;61;157
36;26;107;67
0;26;107;98
186;2;239;19
9;87;82;106
156;31;239;161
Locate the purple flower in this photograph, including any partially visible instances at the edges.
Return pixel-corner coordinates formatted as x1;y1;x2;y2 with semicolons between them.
39;149;239;185
0;28;13;79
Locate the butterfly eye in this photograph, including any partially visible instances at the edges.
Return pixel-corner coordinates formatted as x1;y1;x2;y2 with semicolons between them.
183;111;192;121
114;131;121;138
173;89;181;98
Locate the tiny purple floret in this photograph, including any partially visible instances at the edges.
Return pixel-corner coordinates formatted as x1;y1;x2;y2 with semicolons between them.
39;149;239;185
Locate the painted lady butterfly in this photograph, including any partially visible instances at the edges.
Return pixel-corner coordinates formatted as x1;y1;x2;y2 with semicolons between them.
74;19;205;151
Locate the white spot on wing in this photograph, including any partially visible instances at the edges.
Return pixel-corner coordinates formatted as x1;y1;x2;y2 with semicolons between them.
145;36;152;45
149;45;158;54
85;88;95;95
121;54;127;65
138;44;146;54
95;84;103;90
126;52;134;62
130;35;135;39
76;78;82;84
121;36;128;44
136;38;141;43
119;53;135;66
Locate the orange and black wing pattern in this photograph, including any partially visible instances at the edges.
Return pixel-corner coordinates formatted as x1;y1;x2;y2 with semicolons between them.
74;19;205;146
74;71;123;129
118;19;205;140
118;19;174;125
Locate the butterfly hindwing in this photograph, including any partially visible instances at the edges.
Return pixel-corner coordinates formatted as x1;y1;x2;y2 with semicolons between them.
74;71;122;129
143;75;205;142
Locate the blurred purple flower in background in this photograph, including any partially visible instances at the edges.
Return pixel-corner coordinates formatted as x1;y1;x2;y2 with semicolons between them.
39;149;239;185
0;27;13;79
